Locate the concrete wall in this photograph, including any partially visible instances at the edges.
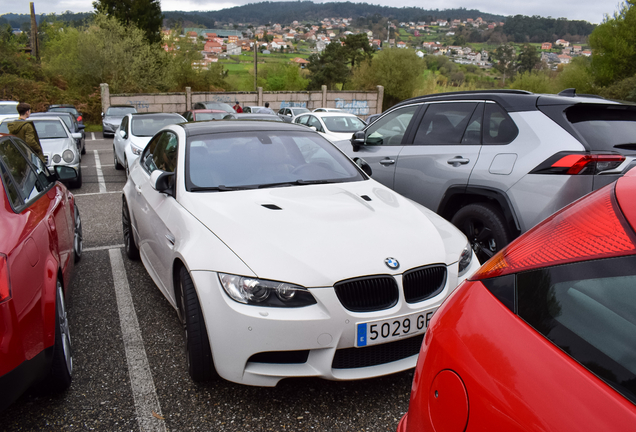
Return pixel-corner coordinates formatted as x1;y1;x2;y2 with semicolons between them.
103;84;384;120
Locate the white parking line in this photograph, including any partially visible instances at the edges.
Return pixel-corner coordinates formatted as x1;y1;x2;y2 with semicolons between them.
108;248;166;432
91;132;96;141
93;150;107;193
84;244;124;252
74;191;121;197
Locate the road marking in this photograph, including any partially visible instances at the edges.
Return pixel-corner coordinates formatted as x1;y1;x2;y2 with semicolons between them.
84;244;124;252
74;190;120;197
91;132;96;141
109;248;166;432
93;150;107;193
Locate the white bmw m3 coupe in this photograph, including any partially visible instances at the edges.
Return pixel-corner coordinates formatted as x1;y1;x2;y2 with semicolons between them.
122;120;479;386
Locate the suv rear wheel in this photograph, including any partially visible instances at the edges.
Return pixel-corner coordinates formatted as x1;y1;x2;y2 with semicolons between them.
451;203;511;264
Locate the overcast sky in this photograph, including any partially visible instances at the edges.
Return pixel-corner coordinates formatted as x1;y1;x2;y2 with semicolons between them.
3;0;618;24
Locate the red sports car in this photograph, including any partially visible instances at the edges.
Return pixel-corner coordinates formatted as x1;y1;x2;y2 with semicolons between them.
399;168;636;431
0;133;82;411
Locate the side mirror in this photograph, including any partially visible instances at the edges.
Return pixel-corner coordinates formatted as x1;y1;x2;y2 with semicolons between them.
71;132;82;139
286;113;292;116
351;130;365;152
78;124;86;130
118;129;127;139
54;165;78;181
309;126;317;131
101;112;104;117
150;170;175;197
353;157;372;177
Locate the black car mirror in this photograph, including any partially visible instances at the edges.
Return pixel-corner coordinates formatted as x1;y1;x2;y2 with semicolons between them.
353;157;372;177
55;165;78;181
78;124;86;130
351;130;365;152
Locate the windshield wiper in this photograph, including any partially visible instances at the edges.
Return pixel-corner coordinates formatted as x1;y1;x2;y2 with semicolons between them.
190;185;254;192
258;179;336;189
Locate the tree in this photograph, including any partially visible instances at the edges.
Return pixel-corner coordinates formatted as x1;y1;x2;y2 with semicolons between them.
517;44;540;74
491;43;517;85
589;0;636;86
307;42;350;90
342;33;374;68
92;0;163;44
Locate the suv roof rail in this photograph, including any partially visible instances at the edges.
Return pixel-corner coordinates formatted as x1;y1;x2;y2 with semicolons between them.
400;89;534;104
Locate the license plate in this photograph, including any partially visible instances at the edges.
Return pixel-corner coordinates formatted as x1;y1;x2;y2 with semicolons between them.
355;309;437;347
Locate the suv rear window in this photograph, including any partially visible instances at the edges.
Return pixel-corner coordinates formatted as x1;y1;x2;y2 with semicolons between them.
566;105;636;152
516;256;636;404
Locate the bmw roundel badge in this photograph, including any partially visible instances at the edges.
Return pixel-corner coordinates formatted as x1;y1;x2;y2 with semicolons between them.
385;257;399;269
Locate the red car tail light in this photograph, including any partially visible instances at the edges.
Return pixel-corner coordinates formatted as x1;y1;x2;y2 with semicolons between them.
0;253;10;302
471;183;636;280
77;115;83;122
531;152;626;175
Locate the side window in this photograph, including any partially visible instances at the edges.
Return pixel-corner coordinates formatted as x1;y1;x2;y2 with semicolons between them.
0;139;44;206
142;133;163;173
0;162;23;209
152;132;178;173
483;103;519;145
413;102;479;145
278;108;285;115
11;138;53;188
120;116;128;135
461;103;484;145
365;105;419;146
307;116;324;132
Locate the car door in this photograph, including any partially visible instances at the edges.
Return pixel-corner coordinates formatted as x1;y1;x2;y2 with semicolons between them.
129;131;179;300
392;101;484;212
344;104;421;189
114;116;129;165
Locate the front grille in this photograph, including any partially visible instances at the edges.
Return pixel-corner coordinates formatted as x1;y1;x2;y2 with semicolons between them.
403;265;447;303
44;155;49;165
332;334;424;369
334;275;398;312
248;350;309;364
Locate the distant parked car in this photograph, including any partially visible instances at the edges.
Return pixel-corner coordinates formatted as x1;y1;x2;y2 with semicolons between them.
0;133;82;412
365;113;382;125
0;116;82;188
182;109;228;122
0;101;18;123
222;113;283;121
398;167;636;432
192;102;234;112
313;108;345;113
47;104;85;127
242;106;266;113
114;112;186;176
294;112;366;142
277;107;310;122
31;111;86;156
102;105;137;137
336;89;636;263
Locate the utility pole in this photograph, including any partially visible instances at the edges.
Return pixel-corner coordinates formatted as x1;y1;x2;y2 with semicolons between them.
253;39;258;91
30;2;39;61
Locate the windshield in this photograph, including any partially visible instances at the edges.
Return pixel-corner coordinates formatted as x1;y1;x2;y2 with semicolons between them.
195;112;227;121
33;113;73;130
49;107;78;115
131;115;183;137
202;102;234;112
107;106;137;116
187;130;365;190
0;105;17;115
323;116;366;133
566;105;636;152
292;108;310;115
34;120;68;139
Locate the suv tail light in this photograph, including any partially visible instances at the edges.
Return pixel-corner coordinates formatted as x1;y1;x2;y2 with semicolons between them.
470;183;636;281
0;254;10;302
531;152;625;175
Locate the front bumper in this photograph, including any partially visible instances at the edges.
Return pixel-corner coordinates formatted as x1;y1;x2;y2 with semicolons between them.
102;122;117;135
191;262;469;387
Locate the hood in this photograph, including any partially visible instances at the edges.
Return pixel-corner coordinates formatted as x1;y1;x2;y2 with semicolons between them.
129;135;152;151
40;137;74;155
180;181;465;287
104;115;125;124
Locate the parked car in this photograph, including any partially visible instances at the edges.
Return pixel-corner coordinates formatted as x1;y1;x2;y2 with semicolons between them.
221;113;282;121
365;112;382;125
336;89;636;263
122;120;479;386
294;112;367;142
242;106;266;113
0;117;82;188
47;104;85;127
192;102;234;113
0;101;18;123
0;133;82;412
277;106;310;122
313;108;345;113
182;109;227;122
31;111;86;156
398;167;636;432
102;105;137;137
114;112;186;176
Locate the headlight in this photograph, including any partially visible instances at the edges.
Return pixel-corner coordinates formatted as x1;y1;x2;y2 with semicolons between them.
62;149;75;163
131;145;143;155
458;242;473;276
52;154;61;163
218;273;316;307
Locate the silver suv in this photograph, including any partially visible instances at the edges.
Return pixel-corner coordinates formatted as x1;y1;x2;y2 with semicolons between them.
336;89;636;262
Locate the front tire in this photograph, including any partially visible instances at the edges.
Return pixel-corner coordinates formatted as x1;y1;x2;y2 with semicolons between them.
114;147;123;170
179;267;216;382
122;197;139;260
42;280;73;392
451;203;511;264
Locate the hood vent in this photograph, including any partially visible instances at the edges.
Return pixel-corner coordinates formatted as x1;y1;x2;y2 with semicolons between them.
261;204;282;210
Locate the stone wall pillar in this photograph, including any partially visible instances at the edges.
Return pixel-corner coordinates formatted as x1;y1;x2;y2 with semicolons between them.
257;87;263;106
185;87;192;110
100;83;110;115
321;85;327;108
376;85;384;114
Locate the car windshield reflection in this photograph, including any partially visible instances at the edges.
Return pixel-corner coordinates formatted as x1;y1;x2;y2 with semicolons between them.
187;131;365;190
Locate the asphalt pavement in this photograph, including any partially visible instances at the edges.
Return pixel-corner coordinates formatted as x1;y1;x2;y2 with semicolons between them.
0;133;413;431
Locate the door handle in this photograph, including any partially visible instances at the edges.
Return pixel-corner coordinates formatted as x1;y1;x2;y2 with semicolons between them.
135;185;142;194
379;158;396;166
165;233;175;247
447;157;470;167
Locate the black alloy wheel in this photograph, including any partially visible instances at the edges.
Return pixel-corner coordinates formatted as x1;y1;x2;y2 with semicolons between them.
451;203;512;264
122;197;139;260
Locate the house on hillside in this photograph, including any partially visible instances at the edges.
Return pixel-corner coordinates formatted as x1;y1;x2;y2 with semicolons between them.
291;57;310;68
397;41;407;48
555;39;570;47
204;41;223;53
541;42;553;50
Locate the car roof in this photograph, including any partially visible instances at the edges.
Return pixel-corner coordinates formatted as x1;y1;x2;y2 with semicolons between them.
302;112;359;118
31;111;73;117
0;101;18;105
48;104;75;108
180;119;308;137
108;105;136;108
129;112;183;117
188;109;227;113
